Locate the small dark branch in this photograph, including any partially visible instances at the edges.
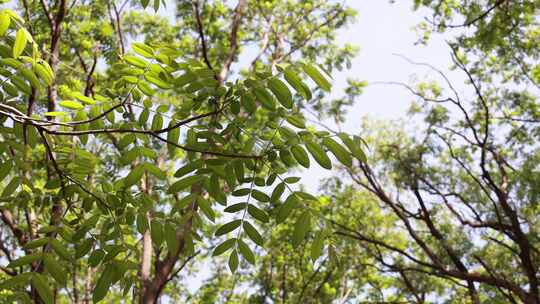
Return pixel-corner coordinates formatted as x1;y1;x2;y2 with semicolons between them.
397;270;423;304
297;257;328;303
449;46;490;146
279;8;343;61
150;132;261;159
0;210;27;246
369;81;456;104
164;250;200;284
23;89;37;145
393;53;462;103
474;255;519;304
0;238;14;262
0;265;16;276
192;0;214;70
313;269;333;297
42;106;223;135
428;0;508;29
111;1;126;55
37;129;64;180
75;49;88;73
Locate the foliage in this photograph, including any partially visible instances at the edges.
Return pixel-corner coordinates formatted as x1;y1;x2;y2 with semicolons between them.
319;1;540;303
0;0;362;303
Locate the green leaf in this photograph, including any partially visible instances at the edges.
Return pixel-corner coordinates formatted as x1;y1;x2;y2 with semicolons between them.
207;174;226;206
138;81;155;96
292;211;311;248
31;273;54;304
310;230;325;261
284;68;312;100
72;92;96;105
145;74;172;89
237;239;255;264
44;111;66;117
253;87;276;110
88;250;105;267
247;204;269;223
241;93;256;113
174;160;204;177
59;100;84;110
123;164;144;188
270;182;285;203
267;77;293;108
136;213;148;234
20;68;41;92
251;189;270;203
0;161;13;183
13;28;28;58
233;160;245;182
144;163;166;180
124;55;148;68
75;239;93;259
197;196;215;222
243;221;264;246
23;238;49;250
284;177;300;184
93;267;114;303
164;222;179;254
138;108;150;126
337;133;367;163
302;63;331;92
151;113;163;130
305;141;332;169
322;137;353;167
286;114;306;129
44;255;67;286
212;238;236;256
167;122;180;155
215;219;242;236
277;194;299;223
50;238;71;261
169;175;205;193
224;203;247;213
279;149;297;167
0;273;32;289
0;12;10;36
7;253;41;268
118;134;136;150
150;219;163;246
228;250;239;273
33;62;54;85
232;188;251;197
132;42;154;58
290;145;310;168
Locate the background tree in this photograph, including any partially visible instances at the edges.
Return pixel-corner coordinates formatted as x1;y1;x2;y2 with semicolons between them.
316;1;540;303
201;1;540;303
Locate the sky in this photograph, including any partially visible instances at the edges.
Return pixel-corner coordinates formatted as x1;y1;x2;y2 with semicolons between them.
294;0;464;193
178;0;468;294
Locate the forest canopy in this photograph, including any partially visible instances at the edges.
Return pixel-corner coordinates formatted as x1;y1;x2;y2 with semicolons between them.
0;0;539;303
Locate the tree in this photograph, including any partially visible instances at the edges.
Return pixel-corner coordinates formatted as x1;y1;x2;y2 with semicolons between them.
145;1;540;303
0;0;361;303
321;1;540;303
